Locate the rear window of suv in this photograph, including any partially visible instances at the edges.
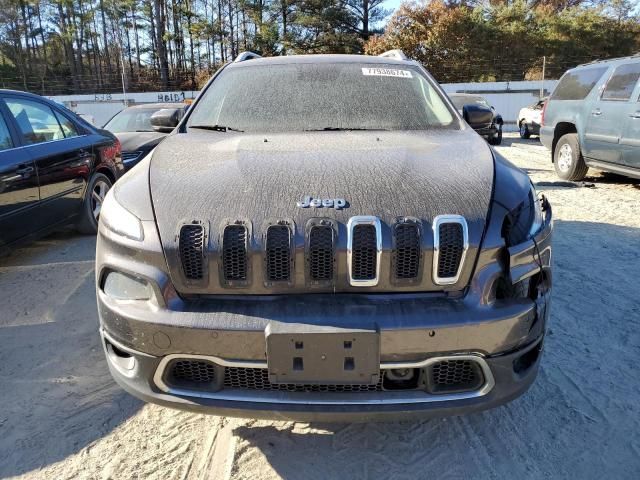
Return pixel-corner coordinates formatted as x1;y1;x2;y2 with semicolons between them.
601;63;640;101
551;66;608;100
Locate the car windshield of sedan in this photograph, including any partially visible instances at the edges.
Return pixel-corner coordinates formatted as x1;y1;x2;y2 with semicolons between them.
188;62;458;132
104;108;161;132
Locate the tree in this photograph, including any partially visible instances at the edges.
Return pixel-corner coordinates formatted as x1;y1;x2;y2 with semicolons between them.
344;0;389;40
365;0;640;82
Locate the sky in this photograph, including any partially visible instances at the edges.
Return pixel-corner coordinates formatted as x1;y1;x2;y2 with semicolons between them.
384;0;402;10
383;0;404;16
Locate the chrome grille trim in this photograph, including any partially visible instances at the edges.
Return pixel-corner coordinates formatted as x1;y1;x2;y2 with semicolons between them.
432;215;469;285
152;353;495;404
347;216;382;287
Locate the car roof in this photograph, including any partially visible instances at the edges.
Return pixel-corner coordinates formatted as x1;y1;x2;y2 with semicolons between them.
124;103;186;110
0;89;97;131
226;54;419;69
575;54;640;69
0;88;70;108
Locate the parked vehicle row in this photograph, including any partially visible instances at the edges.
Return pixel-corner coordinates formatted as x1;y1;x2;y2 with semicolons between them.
0;89;124;254
540;55;640;180
104;103;188;170
449;93;504;145
518;98;546;139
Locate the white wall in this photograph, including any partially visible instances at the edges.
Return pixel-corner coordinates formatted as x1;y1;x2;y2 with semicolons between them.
442;80;559;131
48;91;199;127
50;80;559;130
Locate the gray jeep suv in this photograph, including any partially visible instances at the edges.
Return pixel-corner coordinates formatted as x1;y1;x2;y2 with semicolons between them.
96;51;552;422
540;55;640;180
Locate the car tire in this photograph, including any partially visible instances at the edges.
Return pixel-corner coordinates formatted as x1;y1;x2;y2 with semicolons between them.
553;133;588;181
519;122;531;139
77;173;112;234
489;125;503;145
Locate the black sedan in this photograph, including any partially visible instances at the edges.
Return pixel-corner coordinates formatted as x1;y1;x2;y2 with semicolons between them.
449;93;503;145
104;103;187;170
0;89;124;253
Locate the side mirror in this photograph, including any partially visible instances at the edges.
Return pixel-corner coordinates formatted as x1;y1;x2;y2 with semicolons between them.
463;104;492;128
150;109;181;133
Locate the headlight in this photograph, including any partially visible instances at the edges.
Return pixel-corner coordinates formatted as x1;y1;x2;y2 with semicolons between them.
529;184;543;238
503;183;544;246
100;188;144;241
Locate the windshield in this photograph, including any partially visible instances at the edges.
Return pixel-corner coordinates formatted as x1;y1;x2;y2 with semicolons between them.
188;62;457;132
449;95;489;110
105;108;161;132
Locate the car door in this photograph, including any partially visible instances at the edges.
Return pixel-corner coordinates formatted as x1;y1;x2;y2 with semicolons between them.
620;64;640;169
0;102;41;247
584;63;640;165
2;95;94;227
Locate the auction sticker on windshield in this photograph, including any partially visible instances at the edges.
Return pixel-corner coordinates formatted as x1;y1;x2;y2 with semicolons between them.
362;67;413;78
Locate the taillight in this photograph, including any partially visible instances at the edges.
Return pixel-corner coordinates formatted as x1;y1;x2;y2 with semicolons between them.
101;139;121;162
540;101;548;127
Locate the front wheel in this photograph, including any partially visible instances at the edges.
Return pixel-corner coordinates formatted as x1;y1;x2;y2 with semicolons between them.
489;125;502;145
519;122;531;139
77;172;112;234
553;133;588;181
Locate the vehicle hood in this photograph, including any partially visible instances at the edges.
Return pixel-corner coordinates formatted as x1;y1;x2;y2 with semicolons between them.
149;129;495;291
116;131;166;152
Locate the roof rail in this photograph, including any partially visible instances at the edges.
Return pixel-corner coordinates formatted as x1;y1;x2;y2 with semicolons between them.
378;49;408;61
234;51;262;63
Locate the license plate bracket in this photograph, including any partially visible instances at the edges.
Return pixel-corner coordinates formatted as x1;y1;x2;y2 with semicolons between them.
266;324;380;385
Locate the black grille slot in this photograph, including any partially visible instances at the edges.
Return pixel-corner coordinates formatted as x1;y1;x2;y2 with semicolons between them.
172;360;216;383
426;359;484;394
266;225;291;282
438;222;464;280
309;226;334;281
223;225;248;281
179;224;205;280
394;223;420;279
224;367;383;392
352;224;378;280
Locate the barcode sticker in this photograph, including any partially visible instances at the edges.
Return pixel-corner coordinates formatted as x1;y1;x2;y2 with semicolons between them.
362;68;413;78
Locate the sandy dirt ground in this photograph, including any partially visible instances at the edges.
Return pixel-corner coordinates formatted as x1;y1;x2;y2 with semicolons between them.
1;133;639;480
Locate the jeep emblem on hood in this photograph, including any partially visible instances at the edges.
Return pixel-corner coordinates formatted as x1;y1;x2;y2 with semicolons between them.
297;196;347;210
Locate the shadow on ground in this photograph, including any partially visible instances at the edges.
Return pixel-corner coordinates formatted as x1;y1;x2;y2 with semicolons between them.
498;136;541;148
0;232;143;478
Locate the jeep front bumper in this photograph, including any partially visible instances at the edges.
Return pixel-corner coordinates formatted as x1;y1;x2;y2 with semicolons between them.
96;202;552;422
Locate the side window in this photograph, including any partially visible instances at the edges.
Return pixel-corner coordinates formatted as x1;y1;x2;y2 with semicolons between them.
552;67;608;100
602;63;640;101
0;114;13;151
4;98;65;145
54;111;79;138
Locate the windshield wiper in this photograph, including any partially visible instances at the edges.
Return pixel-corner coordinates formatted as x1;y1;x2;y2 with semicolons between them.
190;124;244;132
303;127;390;132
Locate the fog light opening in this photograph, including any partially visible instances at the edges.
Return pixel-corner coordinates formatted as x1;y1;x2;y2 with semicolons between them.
513;341;543;375
528;271;549;301
105;339;136;372
103;270;152;301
